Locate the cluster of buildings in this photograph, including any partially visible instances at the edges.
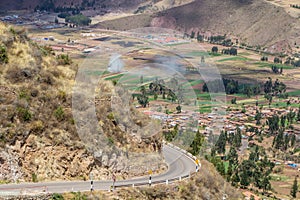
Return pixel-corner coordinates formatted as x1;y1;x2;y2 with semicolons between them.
0;12;64;29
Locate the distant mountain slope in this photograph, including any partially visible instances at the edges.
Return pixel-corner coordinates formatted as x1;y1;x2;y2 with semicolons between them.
94;0;300;53
0;0;149;11
153;0;299;52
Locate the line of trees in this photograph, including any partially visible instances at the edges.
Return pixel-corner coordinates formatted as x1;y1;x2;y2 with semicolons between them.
34;0;96;12
202;78;261;97
222;47;238;55
290;4;300;9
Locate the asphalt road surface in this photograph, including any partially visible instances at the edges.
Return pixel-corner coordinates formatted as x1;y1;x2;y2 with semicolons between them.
0;145;197;195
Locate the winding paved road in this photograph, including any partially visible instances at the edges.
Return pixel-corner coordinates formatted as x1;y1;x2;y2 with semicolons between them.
0;145;197;195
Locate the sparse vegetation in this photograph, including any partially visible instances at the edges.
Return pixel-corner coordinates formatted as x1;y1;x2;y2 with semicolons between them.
17;107;32;122
57;54;72;65
54;106;65;121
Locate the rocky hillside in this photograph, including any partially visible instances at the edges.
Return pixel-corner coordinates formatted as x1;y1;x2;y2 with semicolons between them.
0;22;164;183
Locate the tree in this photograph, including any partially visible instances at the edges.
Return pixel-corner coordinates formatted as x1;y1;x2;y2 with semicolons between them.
188;130;205;156
227;162;233;181
274;57;282;63
231;171;240;186
227;146;238;166
239;160;256;188
212;46;218;53
233;127;242;148
240;170;250;188
264;77;273;94
217;162;226;176
255;110;262;125
215;131;227;154
140;85;146;95
190;31;195;39
196;32;203;42
229;47;238;56
231;97;237;104
261;56;268;61
290;134;296;147
267;114;280;135
176;104;181;113
291;177;298;198
137;95;149;108
297;106;300;121
164;124;178;142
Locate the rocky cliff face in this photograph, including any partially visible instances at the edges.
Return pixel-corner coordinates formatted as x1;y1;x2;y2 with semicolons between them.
0;22;165;183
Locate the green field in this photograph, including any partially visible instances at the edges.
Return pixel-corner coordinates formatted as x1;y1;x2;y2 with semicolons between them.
270;174;289;182
185;51;210;57
187;79;204;86
196;93;211;100
217;56;250;62
199;105;212;113
165;42;190;46
254;62;295;69
104;74;124;80
287;90;300;96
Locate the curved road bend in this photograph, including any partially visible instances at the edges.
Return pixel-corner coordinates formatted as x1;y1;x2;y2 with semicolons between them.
0;145;196;195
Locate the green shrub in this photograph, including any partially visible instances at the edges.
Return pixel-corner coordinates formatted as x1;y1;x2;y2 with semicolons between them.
107;112;114;120
57;54;71;65
54;106;65;121
107;137;114;146
19;90;30;101
0;44;8;64
52;193;64;200
31;173;38;182
17;107;32;121
40;45;54;56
